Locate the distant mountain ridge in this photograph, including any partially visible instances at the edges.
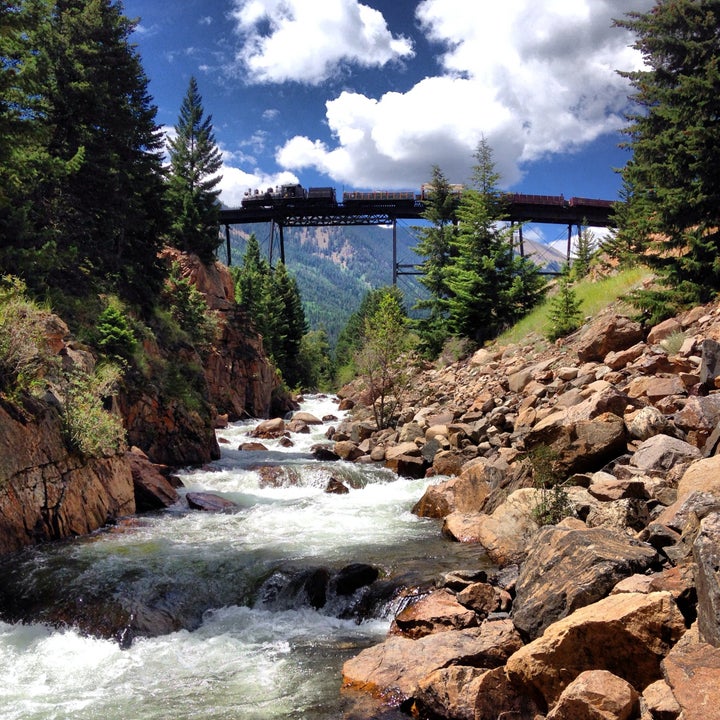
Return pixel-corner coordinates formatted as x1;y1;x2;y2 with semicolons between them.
225;223;568;348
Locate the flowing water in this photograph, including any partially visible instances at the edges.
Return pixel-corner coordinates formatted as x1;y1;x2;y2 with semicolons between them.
0;396;489;719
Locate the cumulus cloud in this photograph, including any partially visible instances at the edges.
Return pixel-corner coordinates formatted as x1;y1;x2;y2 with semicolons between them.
217;166;299;207
275;0;654;189
229;0;414;84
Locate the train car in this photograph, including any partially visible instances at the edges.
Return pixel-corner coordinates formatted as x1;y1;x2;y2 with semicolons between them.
342;190;416;207
568;197;614;209
508;193;566;206
241;183;308;208
306;187;337;204
420;183;464;200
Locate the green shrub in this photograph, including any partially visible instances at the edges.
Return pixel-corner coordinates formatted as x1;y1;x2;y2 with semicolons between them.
528;446;572;526
61;364;126;457
0;275;57;394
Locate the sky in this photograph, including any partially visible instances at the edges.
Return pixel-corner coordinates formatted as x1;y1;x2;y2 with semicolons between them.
122;0;655;211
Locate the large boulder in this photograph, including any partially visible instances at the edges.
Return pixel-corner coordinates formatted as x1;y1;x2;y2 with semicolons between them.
546;670;639;720
505;592;686;709
512;526;660;640
662;625;720;720
412;473;490;518
342;619;522;709
694;511;720;647
442;488;541;566
630;434;701;473
575;315;644;362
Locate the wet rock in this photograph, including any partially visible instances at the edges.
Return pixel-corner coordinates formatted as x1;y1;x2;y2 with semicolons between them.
127;448;179;512
291;411;322;425
334;563;379;595
256;466;301;488
512;526;660;640
239;441;268;451
390;589;478;639
325;477;350;494
506;592;686;708
185;492;237;512
385;454;426;478
333;440;364;461
311;443;340;461
546;669;639;720
250;417;286;439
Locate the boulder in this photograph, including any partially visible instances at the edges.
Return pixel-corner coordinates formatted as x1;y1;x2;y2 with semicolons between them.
185;492;237;512
648;317;683;345
700;338;720;390
250;417;286;439
473;666;545;720
291;411;322;425
414;665;487;720
627;405;671;441
576;315;644;362
512;526;660;640
694;511;720;647
662;625;720;720
385;454;427;478
390;589;478;639
506;591;686;708
342;620;522;708
630;434;701;473
126;448;179;511
546;670;639;720
412;473;490;518
333;440;364;461
642;679;681;720
443;488;541;566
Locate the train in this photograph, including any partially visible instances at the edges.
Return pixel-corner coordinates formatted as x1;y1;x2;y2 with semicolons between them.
239;183;613;211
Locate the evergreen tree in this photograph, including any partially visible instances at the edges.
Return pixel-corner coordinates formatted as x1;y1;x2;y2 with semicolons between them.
546;264;582;341
444;138;544;344
614;1;720;321
166;76;223;264
571;225;596;280
33;0;168;307
232;234;272;340
412;165;458;356
298;328;334;391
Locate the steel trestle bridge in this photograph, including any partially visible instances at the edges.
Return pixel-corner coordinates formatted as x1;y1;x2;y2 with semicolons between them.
219;186;616;282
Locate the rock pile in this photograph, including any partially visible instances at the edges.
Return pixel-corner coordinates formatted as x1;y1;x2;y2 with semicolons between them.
328;302;720;719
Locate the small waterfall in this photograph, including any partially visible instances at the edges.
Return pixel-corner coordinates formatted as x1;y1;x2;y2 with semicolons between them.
0;395;489;719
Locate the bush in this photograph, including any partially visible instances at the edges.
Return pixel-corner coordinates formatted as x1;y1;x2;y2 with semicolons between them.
0;275;57;394
96;298;138;362
528;446;572;526
61;364;126;457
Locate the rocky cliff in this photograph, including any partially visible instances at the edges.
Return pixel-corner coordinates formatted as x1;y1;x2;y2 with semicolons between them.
0;248;285;554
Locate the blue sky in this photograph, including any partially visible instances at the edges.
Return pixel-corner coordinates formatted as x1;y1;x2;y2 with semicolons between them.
123;0;654;210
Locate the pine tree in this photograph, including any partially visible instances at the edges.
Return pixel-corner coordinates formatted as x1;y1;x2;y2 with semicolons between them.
232;234;272;340
546;264;582;341
444;138;544;344
614;1;720;321
571;225;596;280
34;0;168;307
166;76;223;264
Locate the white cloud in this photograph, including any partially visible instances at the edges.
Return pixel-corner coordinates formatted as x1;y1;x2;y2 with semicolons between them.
276;0;654;190
217;166;300;207
228;0;414;84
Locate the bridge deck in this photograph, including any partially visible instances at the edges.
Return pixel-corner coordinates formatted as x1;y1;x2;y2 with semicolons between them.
219;194;616;228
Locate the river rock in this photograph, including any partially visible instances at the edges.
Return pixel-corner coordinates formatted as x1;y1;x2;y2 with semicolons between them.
505;591;686;708
546;669;639;720
250;417;286;438
127;448;180;511
334;563;379;595
239;441;268;451
291;411;322;425
512;526;660;640
342;620;522;708
325;477;349;494
333;440;364;461
442;488;540;566
185;492;237;512
385;454;426;478
412;473;489;518
662;625;720;720
391;589;478;639
473;666;544;720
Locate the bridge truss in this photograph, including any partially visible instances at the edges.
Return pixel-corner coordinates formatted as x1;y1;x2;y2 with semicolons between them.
219;194;616;282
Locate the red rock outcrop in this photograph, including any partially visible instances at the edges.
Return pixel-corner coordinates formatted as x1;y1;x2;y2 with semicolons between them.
0;395;135;555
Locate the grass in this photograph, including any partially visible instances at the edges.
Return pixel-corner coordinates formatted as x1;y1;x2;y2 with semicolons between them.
498;265;652;345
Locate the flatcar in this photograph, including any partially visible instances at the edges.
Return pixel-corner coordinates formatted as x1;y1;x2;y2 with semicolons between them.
508;193;566;206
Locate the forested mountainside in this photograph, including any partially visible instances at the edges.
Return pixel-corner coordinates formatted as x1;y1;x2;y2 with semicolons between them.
226;223;566;347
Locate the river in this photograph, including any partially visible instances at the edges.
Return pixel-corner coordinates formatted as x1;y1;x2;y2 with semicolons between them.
0;395;488;719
